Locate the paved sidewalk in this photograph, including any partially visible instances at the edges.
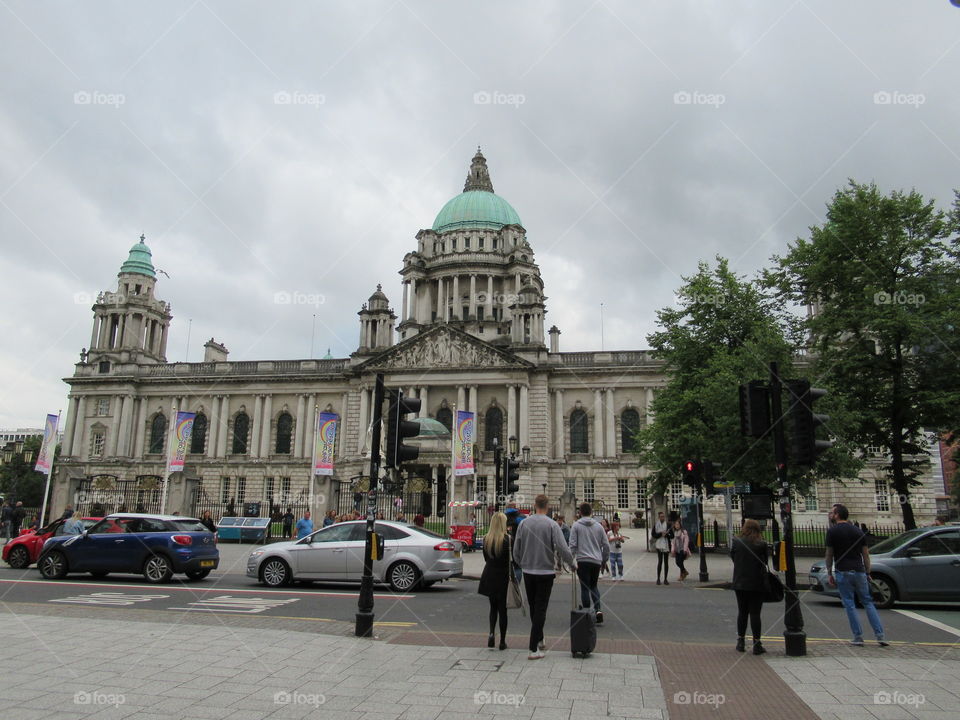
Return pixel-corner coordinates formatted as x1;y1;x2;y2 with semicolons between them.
2;612;958;719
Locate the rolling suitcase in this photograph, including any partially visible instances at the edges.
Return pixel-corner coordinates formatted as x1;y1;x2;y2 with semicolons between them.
569;571;597;657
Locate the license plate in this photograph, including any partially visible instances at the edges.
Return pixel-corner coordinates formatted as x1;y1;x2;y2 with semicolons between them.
200;560;215;568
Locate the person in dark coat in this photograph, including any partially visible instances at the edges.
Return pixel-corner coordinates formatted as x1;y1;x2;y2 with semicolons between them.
730;518;769;655
199;510;217;533
478;511;512;650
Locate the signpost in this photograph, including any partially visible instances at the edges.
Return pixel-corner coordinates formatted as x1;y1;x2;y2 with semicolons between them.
356;374;385;638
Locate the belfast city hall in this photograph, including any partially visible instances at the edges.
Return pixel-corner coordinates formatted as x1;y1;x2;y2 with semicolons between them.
51;149;943;527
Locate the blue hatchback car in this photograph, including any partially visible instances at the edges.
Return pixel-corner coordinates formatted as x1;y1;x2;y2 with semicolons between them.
37;513;219;583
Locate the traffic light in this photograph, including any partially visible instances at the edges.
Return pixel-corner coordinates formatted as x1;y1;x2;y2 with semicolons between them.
682;460;701;488
786;379;833;466
385;391;421;468
703;460;722;497
739;381;771;438
504;456;520;496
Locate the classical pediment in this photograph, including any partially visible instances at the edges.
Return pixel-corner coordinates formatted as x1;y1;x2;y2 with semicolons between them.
360;325;533;371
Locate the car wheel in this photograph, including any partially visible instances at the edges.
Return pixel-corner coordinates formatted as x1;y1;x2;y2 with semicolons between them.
870;574;897;610
38;551;68;579
260;558;291;587
7;546;30;569
388;561;420;592
185;569;211;581
143;554;174;583
89;571;109;578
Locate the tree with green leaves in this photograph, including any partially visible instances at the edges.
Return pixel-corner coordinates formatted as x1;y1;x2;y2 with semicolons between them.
636;258;860;499
0;436;53;508
768;182;960;529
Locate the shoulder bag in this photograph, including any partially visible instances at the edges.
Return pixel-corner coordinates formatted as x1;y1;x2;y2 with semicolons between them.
761;545;785;603
506;538;525;614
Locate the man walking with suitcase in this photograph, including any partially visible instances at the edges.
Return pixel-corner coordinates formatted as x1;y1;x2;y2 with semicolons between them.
514;494;576;660
569;503;610;624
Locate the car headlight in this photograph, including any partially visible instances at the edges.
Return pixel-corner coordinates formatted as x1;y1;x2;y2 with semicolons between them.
810;565;821;573
249;549;266;558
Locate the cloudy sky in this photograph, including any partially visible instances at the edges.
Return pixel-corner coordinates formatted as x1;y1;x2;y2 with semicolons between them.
1;1;958;427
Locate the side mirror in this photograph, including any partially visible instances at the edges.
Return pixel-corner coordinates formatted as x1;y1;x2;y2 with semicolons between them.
905;546;921;558
82;529;89;538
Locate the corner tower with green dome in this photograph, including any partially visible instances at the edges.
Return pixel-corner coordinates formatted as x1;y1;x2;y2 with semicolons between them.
85;234;173;366
397;148;547;351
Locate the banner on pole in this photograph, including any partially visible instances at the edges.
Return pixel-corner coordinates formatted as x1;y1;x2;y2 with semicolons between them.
34;413;59;475
453;410;475;476
313;412;339;476
166;411;196;474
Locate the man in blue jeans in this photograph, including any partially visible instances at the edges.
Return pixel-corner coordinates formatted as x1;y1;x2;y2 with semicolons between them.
825;503;888;647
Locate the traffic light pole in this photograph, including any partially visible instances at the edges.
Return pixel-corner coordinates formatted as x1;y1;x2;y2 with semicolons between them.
493;442;502;512
356;373;385;638
697;484;708;582
769;361;806;656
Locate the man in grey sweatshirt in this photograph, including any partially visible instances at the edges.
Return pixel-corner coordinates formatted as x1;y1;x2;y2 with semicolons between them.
569;503;610;624
513;494;576;659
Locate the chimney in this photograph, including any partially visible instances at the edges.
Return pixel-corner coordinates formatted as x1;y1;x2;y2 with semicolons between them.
203;338;229;362
548;325;560;353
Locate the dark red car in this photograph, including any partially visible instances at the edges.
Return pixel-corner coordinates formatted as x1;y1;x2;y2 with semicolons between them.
3;516;100;568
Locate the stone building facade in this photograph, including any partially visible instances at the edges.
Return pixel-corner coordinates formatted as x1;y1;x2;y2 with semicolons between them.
51;150;941;528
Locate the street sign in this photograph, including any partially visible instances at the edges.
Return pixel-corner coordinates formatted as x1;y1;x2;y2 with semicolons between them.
733;483;751;494
714;481;735;489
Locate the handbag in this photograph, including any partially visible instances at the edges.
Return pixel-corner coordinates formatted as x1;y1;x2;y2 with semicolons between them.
506;538;525;614
762;549;784;603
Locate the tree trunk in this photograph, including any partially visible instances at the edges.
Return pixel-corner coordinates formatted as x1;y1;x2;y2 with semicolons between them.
890;347;916;530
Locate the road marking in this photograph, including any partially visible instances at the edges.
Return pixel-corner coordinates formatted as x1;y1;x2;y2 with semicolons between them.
894;609;960;637
0;578;413;599
169;596;301;614
50;592;170;606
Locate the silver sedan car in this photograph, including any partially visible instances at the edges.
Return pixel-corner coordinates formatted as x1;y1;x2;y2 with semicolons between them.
246;520;464;591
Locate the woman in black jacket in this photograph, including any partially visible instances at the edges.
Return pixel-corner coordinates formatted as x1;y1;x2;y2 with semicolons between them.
730;518;769;655
477;511;511;650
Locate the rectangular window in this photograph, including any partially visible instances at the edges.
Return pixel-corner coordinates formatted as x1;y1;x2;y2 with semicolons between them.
476;476;487;502
281;477;291;503
91;431;105;457
265;477;275;501
478;307;484;321
875;478;890;512
564;477;576;496
617;478;629;509
479;238;484;250
492;238;498;249
236;477;247;505
584;477;595;503
96;398;110;416
635;479;647;510
669;481;684;509
451;238;457;250
730;493;740;510
803;483;819;512
220;478;231;504
866;445;884;457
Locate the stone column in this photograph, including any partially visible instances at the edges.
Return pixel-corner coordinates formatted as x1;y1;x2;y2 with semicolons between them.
217;395;231;457
134;397;148;458
339;391;349;459
116;394;133;457
207;396;220;458
457;386;466;412
72;396;87;457
605;388;616;457
594;389;604;457
62;396;79;456
357;386;369;452
89;317;99;351
260;394;273;457
469;275;477;318
409;278;417;321
645;387;655;424
419;386;429;418
468;385;478;414
250;395;263;459
308;394;318;458
519;384;529;449
159;323;169;358
554;389;564;458
486;275;494;320
295;394;306;458
452;275;460;319
436;278;444;320
507;385;517;441
401;281;409;321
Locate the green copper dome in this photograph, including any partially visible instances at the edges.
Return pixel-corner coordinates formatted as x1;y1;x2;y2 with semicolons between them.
120;236;156;278
432;190;522;234
431;148;522;234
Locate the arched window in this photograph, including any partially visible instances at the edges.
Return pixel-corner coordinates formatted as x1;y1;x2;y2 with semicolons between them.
484;406;503;450
149;413;167;454
570;408;588;454
620;408;641;453
232;412;250;455
190;413;207;454
436;407;453;432
275;412;293;454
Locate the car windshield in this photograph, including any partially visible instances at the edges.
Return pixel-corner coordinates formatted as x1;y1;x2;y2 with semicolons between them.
168;520;207;532
869;528;926;555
